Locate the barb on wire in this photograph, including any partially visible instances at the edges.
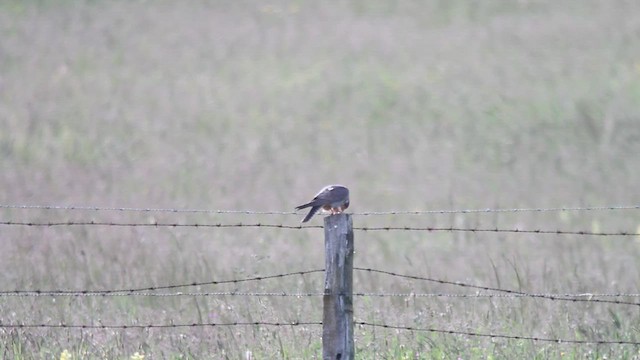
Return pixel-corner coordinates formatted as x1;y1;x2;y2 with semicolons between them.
0;221;637;236
355;268;640;307
0;204;297;215
2;204;638;215
355;226;638;236
0;321;322;329
3;319;637;345
0;291;324;297
357;205;640;215
4;291;640;299
0;269;324;296
356;322;640;345
358;292;640;299
0;221;320;229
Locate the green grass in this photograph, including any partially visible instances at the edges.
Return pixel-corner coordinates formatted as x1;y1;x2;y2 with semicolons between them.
1;0;640;358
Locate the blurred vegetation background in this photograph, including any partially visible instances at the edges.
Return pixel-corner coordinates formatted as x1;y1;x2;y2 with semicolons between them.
1;0;640;358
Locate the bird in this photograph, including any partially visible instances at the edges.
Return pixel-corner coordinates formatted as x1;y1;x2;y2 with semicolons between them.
295;185;350;223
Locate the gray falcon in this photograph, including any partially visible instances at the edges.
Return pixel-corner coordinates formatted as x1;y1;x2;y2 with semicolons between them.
295;185;350;223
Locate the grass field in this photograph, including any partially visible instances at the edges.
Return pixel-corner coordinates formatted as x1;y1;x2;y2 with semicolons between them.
1;0;640;358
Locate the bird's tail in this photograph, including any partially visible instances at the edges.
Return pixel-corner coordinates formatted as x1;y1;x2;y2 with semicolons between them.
301;206;320;223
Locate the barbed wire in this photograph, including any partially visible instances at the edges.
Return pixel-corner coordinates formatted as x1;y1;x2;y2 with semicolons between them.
1;320;636;345
0;221;319;229
0;321;322;329
1;221;637;236
354;268;640;307
358;205;640;215
355;226;638;236
356;322;640;345
0;291;324;297
1;204;638;215
0;204;296;215
2;266;638;305
0;269;323;296
3;291;640;299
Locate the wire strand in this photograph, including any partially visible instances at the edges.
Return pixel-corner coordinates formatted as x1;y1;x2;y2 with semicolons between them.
1;320;636;345
356;322;640;345
355;226;638;236
358;205;640;215
0;269;324;295
0;221;637;236
3;291;640;298
354;268;640;306
0;221;320;229
3;266;638;305
1;204;638;215
0;321;322;329
0;204;297;215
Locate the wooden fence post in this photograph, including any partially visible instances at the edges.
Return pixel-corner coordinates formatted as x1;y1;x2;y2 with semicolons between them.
323;213;354;360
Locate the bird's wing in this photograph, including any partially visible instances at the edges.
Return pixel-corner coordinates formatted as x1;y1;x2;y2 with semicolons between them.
301;206;321;223
316;185;348;204
296;185;349;210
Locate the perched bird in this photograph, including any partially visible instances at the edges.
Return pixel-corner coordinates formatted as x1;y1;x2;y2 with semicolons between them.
295;185;350;223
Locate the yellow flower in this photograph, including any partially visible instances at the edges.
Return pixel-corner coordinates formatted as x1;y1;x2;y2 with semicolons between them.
60;349;72;360
130;352;145;360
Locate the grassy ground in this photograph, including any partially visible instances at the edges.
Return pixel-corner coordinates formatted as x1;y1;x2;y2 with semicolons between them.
1;0;640;358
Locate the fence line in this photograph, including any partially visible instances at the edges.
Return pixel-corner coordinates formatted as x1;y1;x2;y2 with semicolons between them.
3;266;638;306
355;226;637;236
1;221;637;236
0;320;636;345
0;269;323;296
0;204;297;215
357;205;640;215
4;291;640;299
1;203;638;215
0;321;322;329
0;221;318;230
3;209;640;352
356;322;640;345
354;268;640;307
